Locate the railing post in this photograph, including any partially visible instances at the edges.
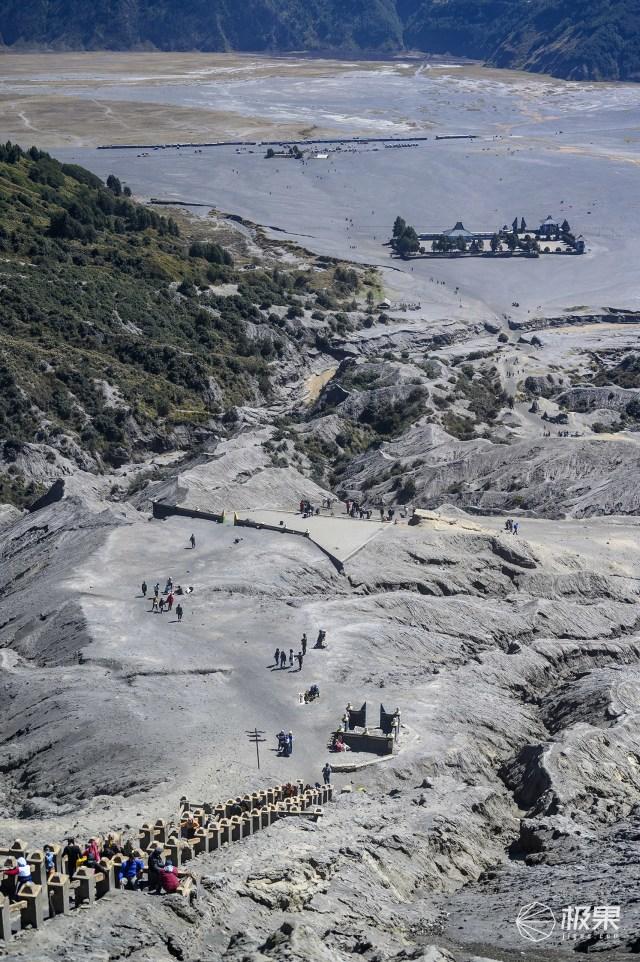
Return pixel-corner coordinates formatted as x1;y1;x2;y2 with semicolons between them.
19;883;43;930
0;840;27;860
154;820;170;843
167;838;183;867
111;854;126;882
192;830;208;856
139;823;154;849
96;859;115;897
73;867;96;906
26;852;47;915
48;873;71;916
218;818;231;845
0;895;12;942
208;824;222;852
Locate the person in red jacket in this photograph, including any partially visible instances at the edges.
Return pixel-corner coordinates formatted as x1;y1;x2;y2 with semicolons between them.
84;838;101;869
157;862;195;894
158;864;180;893
1;858;19;902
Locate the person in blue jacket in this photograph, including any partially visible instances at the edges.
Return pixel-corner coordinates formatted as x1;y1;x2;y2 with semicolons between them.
119;853;145;890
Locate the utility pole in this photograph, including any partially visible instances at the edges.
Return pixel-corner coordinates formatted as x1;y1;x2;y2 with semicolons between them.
246;728;266;770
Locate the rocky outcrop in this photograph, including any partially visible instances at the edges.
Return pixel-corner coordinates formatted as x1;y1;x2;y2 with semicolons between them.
0;505;22;529
342;426;640;518
523;373;570;398
28;478;66;512
509;311;640;332
489;536;538;569
557;385;640;413
140;428;332;513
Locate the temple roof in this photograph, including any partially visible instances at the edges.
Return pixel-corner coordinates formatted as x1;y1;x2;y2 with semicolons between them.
443;221;475;238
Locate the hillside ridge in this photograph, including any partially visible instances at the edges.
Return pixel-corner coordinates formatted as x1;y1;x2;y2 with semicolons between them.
0;0;638;82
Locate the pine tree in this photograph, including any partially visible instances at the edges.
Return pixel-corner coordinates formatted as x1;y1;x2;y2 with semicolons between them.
392;216;406;238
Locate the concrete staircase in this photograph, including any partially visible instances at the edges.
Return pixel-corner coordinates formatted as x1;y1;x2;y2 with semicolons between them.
0;779;333;943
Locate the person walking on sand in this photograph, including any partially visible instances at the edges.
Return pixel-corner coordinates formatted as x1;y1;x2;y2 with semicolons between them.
287;731;293;755
280;650;286;669
151;596;159;613
289;648;294;667
159;597;166;614
166;592;174;612
154;582;160;598
141;580;147;597
513;521;519;536
189;533;196;549
176;604;183;622
296;651;303;671
274;647;280;667
322;762;332;785
301;633;307;656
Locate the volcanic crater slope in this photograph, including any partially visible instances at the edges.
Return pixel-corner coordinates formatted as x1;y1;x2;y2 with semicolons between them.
1;137;640;960
1;459;639;959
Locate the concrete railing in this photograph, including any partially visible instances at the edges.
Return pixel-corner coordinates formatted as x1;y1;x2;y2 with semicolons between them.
152;501;225;524
233;514;345;573
0;780;332;943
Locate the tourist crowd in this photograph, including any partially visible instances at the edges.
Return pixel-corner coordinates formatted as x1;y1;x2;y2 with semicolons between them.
0;834;194;899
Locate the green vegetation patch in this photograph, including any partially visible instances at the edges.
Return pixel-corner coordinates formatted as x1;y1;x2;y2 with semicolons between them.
0;142;360;468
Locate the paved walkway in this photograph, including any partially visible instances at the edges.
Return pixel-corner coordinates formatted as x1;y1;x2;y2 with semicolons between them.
233;509;387;565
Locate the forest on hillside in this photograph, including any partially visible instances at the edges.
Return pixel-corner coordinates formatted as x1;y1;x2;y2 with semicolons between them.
0;0;638;81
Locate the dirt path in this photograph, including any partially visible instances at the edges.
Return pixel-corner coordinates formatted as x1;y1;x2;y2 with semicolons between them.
304;365;338;404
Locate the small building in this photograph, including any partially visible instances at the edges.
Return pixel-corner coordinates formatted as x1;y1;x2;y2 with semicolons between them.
443;221;476;241
539;215;560;238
